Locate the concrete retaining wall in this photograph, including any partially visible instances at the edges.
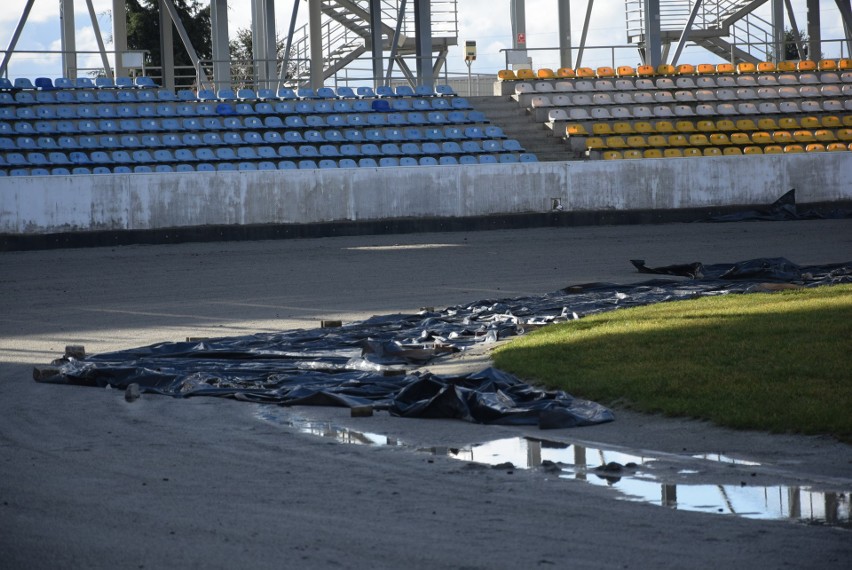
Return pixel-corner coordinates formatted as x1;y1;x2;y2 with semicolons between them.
1;153;850;235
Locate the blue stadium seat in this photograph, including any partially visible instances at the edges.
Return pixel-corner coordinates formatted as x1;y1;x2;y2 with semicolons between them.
444;127;464;139
367;113;388;126
258;161;276;170
157;89;177;101
95;77;115;89
442;141;462;154
277;88;297;100
345;114;365;126
484;126;505;138
135;90;157;102
391;99;411;111
26;152;48;165
304;130;324;144
237;89;256;100
461;140;482;153
422;142;441;155
90;150;113;164
8;168;28;176
459;155;477;165
134;76;157;88
364;129;385;142
337;86;356;99
318;159;338;168
428;112;449;125
99;134;120;147
411;99;431;111
478;154;498;164
519;153;538;162
376;86;395;98
223;132;243;145
113;165;132;174
353;100;372;113
319;144;340;157
68;152;90;165
317;87;337;99
298;145;319;158
256;89;275;100
174;148;195;162
435;85;456;96
196;163;215;172
72;167;92;175
423;128;443;141
202;117;223;130
116;90;137;103
116;105;137;118
416;85;436;97
57;136;78;149
48;151;70;165
378;157;399;167
399;157;418;166
384;128;405;141
482;140;502;153
503;139;523;152
195;104;215;116
326;115;346;128
380;143;401;155
198;89;216;101
152;149;174;162
297;88;317;99
324;130;345;142
498;154;519;163
132;150;154;163
439;156;458;165
235;103;255;115
243;132;263;145
217;163;236;171
257;146;277;159
244;117;263;130
51;167;71;175
298;159;317;169
356;86;376;98
115;77;134;88
284;116;305;129
400;142;421;155
78;136;99;149
333;100;353;113
277;160;298;170
195;148;216;162
237;147;258;160
360;143;381;156
162;133;182;146
255;102;274;114
14;78;34;89
157;165;177;173
372;99;392;112
340;158;360;168
238;162;257;171
342;130;364;143
36;91;57;104
216;148;237;161
178;90;197;101
451;97;472;109
283;131;303;144
0;78;12;90
339;144;360;157
16;137;37;150
134;165;153;173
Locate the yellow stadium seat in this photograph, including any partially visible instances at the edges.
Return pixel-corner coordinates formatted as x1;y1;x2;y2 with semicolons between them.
602;150;622;160
516;68;536;80
805;143;826;152
597;66;616;78
634;121;655;134
566;123;589;136
820;116;842;128
792;130;815;143
818;59;837;71
814;129;838;142
586;137;607;149
723;147;743;156
716;63;735;74
715;119;736;131
826;142;848;152
683;148;703;157
613;122;634;134
743;146;763;155
757;118;780;131
627;136;648;148
710;133;732;146
498;69;517;81
556;67;576;78
797;60;817;72
592;123;614;136
737;62;757;74
647;134;669;147
623;149;643;159
656;64;675;76
772;131;793;143
655;121;676;133
697;64;715;74
643;149;663;158
663;148;683;158
616;65;637;77
637;65;655;77
757;62;776;73
839;59;852;70
688;134;711;146
537;68;556;79
703;147;722;156
668;134;688;147
696;120;715;132
763;145;784;154
735;119;758;131
751;131;772;144
838;129;852;142
676;63;696;75
776;61;797;72
576;67;595;77
800;117;820;129
843;116;852;127
784;144;804;153
605;136;628;149
730;133;751;145
778;118;799;130
676;121;697;133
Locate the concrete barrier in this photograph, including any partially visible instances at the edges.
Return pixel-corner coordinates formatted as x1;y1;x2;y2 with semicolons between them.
1;153;850;236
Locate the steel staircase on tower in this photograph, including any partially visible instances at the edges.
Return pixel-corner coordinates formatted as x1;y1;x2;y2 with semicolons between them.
625;0;777;64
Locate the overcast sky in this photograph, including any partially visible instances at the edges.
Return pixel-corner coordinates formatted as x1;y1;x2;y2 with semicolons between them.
1;0;847;82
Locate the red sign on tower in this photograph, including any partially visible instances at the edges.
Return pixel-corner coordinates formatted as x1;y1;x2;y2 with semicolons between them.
517;33;526;44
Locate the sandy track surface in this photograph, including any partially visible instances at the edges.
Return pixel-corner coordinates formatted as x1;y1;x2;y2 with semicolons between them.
2;220;851;569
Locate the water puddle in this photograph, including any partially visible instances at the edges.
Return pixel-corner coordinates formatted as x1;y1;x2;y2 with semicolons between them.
254;407;851;528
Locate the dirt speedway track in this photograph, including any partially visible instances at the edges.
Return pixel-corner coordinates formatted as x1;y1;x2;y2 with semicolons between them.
2;219;851;569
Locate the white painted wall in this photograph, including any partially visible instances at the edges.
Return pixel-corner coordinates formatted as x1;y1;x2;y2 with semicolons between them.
1;154;850;235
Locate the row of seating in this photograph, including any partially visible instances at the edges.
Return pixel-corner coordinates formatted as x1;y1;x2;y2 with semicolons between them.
0;152;538;176
600;143;851;160
0;76;156;90
1;138;525;165
569;115;852;137
583;127;851;150
499;59;852;81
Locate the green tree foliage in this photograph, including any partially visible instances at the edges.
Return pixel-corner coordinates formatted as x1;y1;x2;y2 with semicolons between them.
126;0;211;83
229;27;299;88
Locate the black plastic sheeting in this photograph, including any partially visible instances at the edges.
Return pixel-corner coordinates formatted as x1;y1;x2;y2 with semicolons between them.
38;258;851;429
703;189;852;223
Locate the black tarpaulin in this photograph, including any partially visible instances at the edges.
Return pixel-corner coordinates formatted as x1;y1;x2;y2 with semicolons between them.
36;258;851;429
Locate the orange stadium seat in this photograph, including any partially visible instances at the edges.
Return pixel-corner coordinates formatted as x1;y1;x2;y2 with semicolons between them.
730;133;751;145
814;129;838;142
723;147;743;156
818;59;837;71
537;68;556;79
656;64;675;76
716;63;735;74
716;119;736;131
757;62;776;73
776;61;797;72
516;68;536;80
805;143;826;152
683;148;702;157
637;65;655;77
556;67;576;78
676;64;696;75
737;62;757;74
709;133;732;146
634;121;655;134
797;60;817;72
576;67;596;77
784;144;804;153
616;66;636;77
826;142;848;151
596;66;616;78
663;148;683;158
566;124;589;136
800;116;821;129
763;145;784;154
697;64;715;74
602;150;622;160
498;69;517;81
743;146;763;155
623;149;643;159
838;59;852;70
703;147;722;156
643;149;663;158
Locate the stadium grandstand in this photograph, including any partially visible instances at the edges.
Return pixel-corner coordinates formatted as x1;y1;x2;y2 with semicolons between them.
1;0;850;246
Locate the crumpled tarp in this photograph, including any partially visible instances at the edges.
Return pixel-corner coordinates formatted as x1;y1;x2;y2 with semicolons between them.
703;189;852;223
37;258;850;429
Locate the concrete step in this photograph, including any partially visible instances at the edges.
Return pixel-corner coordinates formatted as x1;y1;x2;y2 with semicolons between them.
469;96;583;161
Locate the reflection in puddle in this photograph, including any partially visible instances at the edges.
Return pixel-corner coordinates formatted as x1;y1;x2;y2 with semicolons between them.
254;407;850;528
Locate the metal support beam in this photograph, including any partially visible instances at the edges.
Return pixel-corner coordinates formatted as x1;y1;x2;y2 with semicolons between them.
160;0;210;87
159;0;175;89
783;0;805;60
671;0;702;67
211;0;231;90
60;0;77;78
112;0;128;78
0;0;36;78
279;0;301;86
413;0;432;86
806;0;820;60
557;0;572;69
252;0;277;89
309;0;324;89
85;0;112;78
836;0;852;52
642;0;662;67
771;0;784;62
385;0;408;83
369;0;384;88
510;0;526;51
575;0;595;69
